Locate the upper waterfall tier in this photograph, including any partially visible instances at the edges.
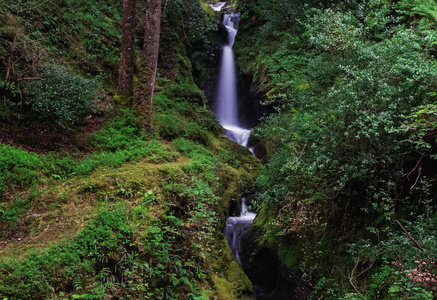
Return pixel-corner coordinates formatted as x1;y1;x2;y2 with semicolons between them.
215;12;252;148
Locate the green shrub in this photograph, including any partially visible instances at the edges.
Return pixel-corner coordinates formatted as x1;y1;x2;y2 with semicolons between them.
238;0;437;297
23;64;100;127
153;94;192;115
154;109;213;145
154;112;188;140
0;197;29;231
161;80;206;105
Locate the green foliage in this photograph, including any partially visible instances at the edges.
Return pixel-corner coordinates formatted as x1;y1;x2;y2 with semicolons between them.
153;83;219;145
254;0;437;217
0;0;121;126
160;0;218;85
173;138;219;185
161;80;206;105
0;109;178;194
1;0;121;72
93;109;144;151
22;64;100;127
76;110;177;175
239;0;437;297
400;0;437;28
0;1;260;299
0;196;31;231
396;102;437;155
0;203;132;299
0;144;42;194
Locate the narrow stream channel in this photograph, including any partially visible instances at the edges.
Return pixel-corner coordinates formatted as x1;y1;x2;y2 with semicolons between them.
224;197;256;264
212;3;257;266
211;4;312;299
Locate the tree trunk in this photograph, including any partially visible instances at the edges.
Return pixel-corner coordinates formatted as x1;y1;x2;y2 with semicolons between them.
117;0;136;107
134;0;161;130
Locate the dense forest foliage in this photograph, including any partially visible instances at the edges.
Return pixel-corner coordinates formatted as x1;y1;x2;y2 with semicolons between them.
235;0;437;298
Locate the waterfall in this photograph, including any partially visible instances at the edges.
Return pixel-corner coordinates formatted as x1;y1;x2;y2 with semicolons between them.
214;10;257;265
210;2;226;12
223;198;256;264
216;12;251;148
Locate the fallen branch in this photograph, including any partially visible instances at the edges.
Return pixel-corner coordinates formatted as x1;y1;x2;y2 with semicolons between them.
396;220;425;252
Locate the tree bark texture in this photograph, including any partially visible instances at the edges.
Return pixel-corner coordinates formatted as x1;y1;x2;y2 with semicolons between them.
117;0;136;106
134;0;161;130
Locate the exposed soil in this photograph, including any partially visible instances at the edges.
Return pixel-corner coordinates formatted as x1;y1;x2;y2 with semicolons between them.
0;114;105;154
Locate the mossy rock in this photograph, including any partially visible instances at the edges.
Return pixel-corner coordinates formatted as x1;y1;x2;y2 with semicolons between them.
206;234;255;299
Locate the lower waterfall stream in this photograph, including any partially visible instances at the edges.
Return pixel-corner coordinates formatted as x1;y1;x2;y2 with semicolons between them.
224;197;256;264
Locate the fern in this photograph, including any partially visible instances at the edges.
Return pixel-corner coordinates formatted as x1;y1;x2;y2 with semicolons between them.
400;0;437;28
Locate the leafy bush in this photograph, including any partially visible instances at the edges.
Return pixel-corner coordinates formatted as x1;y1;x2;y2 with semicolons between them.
400;0;437;29
23;64;100;127
239;0;437;297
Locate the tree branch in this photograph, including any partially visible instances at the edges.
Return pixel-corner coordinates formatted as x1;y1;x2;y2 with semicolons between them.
395;220;425;252
349;257;366;299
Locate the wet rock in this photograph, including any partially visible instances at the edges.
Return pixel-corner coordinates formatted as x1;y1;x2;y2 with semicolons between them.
240;227;311;300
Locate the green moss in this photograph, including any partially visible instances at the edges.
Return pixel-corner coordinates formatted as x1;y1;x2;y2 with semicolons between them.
133;58;153;129
175;53;196;84
207;234;255;299
113;94;132;108
278;243;300;270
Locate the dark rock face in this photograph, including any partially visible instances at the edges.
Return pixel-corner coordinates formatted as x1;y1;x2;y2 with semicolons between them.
197;23;228;96
240;228;311;300
237;74;273;129
247;134;268;162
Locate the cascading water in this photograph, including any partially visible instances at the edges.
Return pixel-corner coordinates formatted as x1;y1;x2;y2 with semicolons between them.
211;2;226;11
215;8;257;265
216;12;252;148
211;7;309;299
224;198;256;264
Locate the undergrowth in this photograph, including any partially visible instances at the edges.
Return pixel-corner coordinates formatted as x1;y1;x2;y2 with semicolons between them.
0;109;175;196
0;71;261;298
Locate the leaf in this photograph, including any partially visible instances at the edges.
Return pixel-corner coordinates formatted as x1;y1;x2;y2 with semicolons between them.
388;285;403;293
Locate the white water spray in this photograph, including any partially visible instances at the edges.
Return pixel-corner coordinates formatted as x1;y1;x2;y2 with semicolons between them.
224;198;256;264
216;13;251;148
210;2;226;11
214;10;257;265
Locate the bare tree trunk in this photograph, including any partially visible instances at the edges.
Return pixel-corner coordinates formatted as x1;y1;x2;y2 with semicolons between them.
134;0;161;131
117;0;136;106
